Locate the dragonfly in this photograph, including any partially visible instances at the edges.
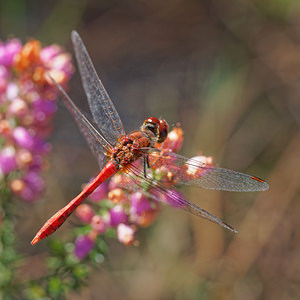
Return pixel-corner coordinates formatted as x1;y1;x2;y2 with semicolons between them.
31;31;269;245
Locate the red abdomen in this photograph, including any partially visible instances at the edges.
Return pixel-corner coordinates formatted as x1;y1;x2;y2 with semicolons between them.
31;161;118;245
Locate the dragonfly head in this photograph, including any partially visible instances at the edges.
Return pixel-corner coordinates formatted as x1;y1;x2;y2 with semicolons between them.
142;117;169;143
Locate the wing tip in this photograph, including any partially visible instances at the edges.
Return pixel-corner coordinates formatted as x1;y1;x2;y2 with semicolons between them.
222;221;239;234
251;176;269;191
261;182;269;191
71;30;80;41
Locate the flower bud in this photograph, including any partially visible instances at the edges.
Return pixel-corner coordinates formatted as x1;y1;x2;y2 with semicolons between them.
0;120;12;137
108;188;126;204
117;224;135;246
91;215;107;234
8;97;28;117
75;204;95;224
186;155;213;178
162;125;184;152
10;179;25;194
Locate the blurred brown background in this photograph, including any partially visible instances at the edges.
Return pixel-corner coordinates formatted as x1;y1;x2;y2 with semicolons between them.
1;0;300;299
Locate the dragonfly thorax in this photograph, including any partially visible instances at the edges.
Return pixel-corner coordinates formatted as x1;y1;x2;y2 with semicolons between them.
110;132;152;168
141;117;169;144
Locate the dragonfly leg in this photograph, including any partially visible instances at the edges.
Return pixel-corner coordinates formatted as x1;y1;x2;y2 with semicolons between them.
148;147;163;169
143;156;149;178
146;154;150;169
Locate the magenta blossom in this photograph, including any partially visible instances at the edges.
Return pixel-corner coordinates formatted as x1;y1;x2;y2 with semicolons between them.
13;127;35;150
0;147;17;174
130;192;153;215
0;38;22;67
19;185;37;202
74;235;95;260
109;205;127;227
23;171;45;194
162;190;186;209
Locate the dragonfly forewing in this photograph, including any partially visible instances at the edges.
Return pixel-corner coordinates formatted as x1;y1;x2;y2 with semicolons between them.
50;76;112;169
71;31;125;146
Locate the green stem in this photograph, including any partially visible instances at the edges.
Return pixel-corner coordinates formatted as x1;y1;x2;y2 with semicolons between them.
0;178;21;299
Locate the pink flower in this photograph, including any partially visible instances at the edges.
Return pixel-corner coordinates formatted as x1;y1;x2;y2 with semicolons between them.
30;154;43;170
186;155;213;179
19;185;37;202
32;98;57;122
0;39;22;67
0;120;12;137
91;215;107;234
16;149;33;167
108;173;133;191
23;171;44;193
130;192;153;215
13;127;35;150
0;66;8;93
40;44;74;84
129;192;158;227
8;98;29;117
10;175;43;203
75;204;95;224
40;45;62;63
49;53;73;75
6;82;19;100
117;224;135;246
12;171;46;202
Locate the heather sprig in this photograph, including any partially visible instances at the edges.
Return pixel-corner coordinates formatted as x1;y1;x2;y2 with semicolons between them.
0;37;73;202
0;36;96;299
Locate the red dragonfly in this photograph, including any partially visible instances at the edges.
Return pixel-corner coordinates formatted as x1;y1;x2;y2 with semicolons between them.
31;31;269;245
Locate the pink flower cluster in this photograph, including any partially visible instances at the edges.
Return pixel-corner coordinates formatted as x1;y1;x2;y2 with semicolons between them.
74;126;213;259
0;37;73;202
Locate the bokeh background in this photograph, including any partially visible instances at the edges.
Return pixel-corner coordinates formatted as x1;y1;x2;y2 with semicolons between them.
1;0;300;299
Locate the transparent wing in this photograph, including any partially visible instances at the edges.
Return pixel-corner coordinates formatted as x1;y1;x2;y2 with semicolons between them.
71;31;125;146
121;163;238;233
49;75;112;169
146;149;269;192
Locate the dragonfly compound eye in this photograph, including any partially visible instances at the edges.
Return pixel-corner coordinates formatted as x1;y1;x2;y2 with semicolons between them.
157;119;169;143
142;117;161;138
